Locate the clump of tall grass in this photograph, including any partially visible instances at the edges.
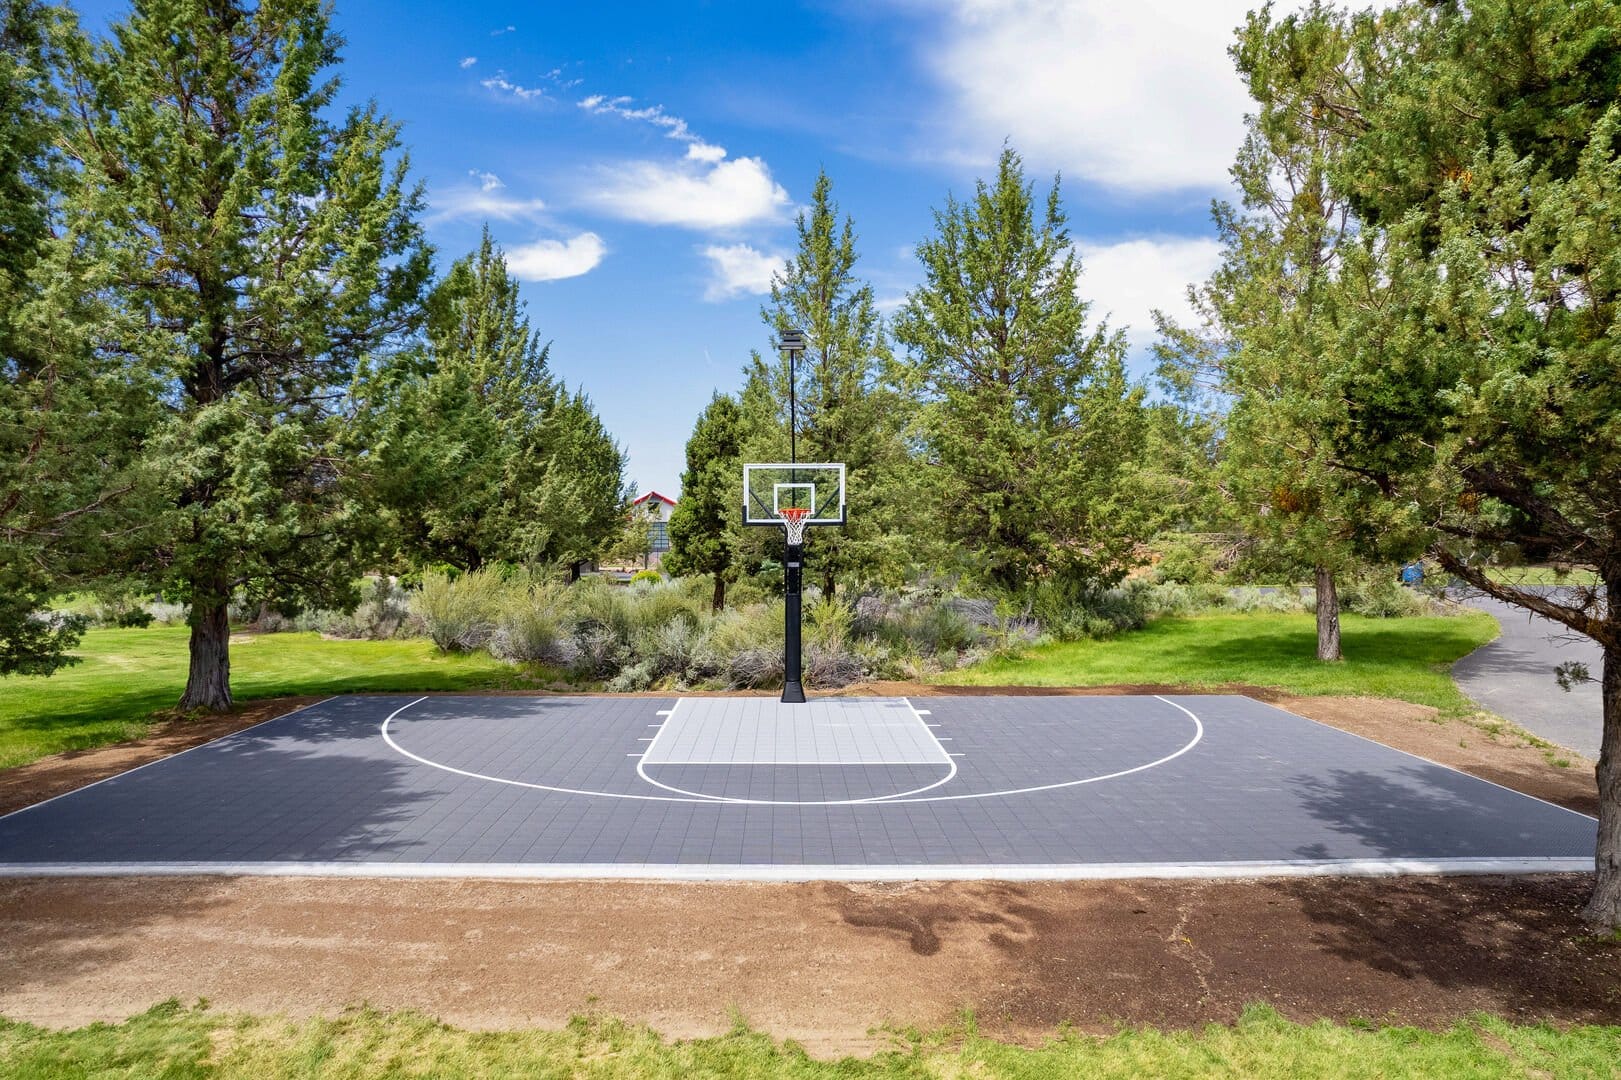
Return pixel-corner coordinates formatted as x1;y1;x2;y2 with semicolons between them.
412;568;506;652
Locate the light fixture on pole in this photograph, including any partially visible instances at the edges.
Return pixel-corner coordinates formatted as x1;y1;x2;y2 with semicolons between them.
776;327;808;703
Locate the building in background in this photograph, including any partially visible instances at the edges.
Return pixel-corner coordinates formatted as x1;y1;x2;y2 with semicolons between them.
631;490;677;571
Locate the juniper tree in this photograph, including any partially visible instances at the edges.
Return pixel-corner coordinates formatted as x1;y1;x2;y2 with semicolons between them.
1225;0;1621;928
665;393;745;611
0;1;155;675
1336;0;1621;930
1160;3;1425;661
359;228;559;571
754;172;906;594
56;0;432;710
892;147;1146;594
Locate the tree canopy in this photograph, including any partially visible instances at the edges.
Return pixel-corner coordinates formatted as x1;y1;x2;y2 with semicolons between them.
893;147;1147;593
55;0;433;709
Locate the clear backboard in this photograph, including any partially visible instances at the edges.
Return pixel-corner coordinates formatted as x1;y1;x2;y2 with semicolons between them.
743;462;846;528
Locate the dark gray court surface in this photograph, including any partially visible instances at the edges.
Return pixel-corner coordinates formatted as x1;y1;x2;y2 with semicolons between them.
0;694;1596;880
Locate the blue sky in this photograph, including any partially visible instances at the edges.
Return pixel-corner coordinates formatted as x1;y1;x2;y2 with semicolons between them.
75;1;1311;499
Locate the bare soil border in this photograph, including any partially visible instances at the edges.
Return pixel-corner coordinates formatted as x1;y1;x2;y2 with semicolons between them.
0;687;1611;1048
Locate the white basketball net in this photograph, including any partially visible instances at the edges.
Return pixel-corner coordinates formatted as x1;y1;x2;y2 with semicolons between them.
779;507;811;546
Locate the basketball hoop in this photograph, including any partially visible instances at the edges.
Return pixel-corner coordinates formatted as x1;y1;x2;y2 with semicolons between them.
778;506;811;546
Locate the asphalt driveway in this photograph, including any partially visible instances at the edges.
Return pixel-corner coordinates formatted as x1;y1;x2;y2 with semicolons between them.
1452;592;1603;760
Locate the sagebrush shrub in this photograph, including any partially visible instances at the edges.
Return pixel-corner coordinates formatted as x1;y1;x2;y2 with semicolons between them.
412;569;504;652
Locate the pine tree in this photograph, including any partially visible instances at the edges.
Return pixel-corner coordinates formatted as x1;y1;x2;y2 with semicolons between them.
758;172;904;594
1163;3;1425;661
665;394;745;611
0;1;155;675
358;228;556;570
359;228;628;576
1216;0;1621;928
57;0;433;710
892;147;1147;593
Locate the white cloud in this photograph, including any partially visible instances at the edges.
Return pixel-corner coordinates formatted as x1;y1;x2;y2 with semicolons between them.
468;170;504;191
578;95;731;164
924;0;1395;194
1075;235;1223;349
481;73;546;103
582;96;693;142
427;186;546;225
701;243;785;301
491;24;516;36
685;141;728;163
506;232;607;282
459;56;477;69
585;155;791;231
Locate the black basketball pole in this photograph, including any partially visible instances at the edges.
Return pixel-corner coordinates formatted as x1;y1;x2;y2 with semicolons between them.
779;328;806;704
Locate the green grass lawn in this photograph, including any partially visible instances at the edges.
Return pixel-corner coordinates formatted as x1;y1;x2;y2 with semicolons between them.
2;1003;1617;1079
0;626;530;770
942;611;1498;714
0;610;1500;772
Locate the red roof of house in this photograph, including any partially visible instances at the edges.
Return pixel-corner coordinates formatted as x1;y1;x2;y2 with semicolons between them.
632;490;678;506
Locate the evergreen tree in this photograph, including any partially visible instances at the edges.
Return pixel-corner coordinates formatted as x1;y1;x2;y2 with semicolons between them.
758;172;905;594
1221;0;1621;927
0;1;154;675
665;394;745;611
359;228;556;570
1340;0;1621;929
359;229;628;577
892;147;1147;593
57;0;433;710
1162;2;1424;661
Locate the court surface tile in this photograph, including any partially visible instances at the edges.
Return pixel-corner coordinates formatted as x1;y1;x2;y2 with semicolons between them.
0;694;1596;880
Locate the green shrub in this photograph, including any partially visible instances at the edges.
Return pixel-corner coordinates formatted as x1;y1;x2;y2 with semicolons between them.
1226;586;1309;614
629;569;662;585
412;568;505;652
491;578;569;663
322;577;414;640
805;595;853;653
1338;570;1442;618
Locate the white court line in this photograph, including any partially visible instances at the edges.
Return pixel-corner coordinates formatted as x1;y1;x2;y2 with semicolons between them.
639;760;953;765
0;857;1591;882
1264;698;1600;824
381;695;1206;806
0;695;342;822
381;697;720;803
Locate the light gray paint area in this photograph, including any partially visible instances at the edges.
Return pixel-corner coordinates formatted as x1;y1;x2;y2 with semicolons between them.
1453;592;1603;760
0;693;1594;877
643;697;950;765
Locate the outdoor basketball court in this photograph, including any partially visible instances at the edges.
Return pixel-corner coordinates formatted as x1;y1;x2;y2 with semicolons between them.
0;692;1595;879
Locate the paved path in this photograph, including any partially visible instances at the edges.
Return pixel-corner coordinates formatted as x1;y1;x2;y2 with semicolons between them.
1453;593;1603;760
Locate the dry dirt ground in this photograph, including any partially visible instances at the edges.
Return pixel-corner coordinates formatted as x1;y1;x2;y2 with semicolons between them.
1;688;1616;1051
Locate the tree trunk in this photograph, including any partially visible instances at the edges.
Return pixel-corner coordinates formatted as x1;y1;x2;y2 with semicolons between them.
1582;640;1621;929
823;570;835;599
711;574;726;614
1315;565;1342;662
178;590;233;713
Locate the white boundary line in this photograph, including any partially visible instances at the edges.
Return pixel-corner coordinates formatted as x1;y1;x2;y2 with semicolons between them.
0;695;342;823
1258;696;1600;824
634;698;959;805
0;857;1591;882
